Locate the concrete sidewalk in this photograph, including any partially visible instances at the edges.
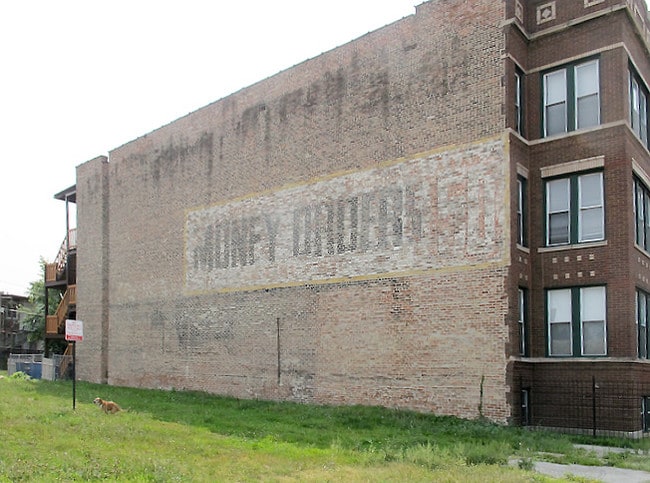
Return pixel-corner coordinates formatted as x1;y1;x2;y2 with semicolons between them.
511;445;650;482
532;461;650;483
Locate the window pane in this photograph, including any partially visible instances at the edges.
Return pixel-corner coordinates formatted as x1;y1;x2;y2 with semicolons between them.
519;289;526;355
641;92;648;145
582;320;606;355
632;77;641;133
549;212;570;245
577;94;599;129
582;286;606;320
645;190;650;248
550;323;572;355
637;181;646;247
546;70;567;104
546;103;567;135
515;72;522;134
639;293;650;359
581;287;606;356
641;293;648;359
641;292;647;328
518;178;526;246
576;62;598;97
549;289;572;322
545;70;567;136
580;207;604;241
576;62;599;129
548;178;570;211
579;173;603;207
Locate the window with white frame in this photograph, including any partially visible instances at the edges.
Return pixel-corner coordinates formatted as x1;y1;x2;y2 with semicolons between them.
634;176;650;251
517;176;527;247
543;59;600;137
575;61;600;130
630;68;649;147
515;69;524;135
636;288;649;359
518;288;528;356
547;286;607;357
545;171;604;246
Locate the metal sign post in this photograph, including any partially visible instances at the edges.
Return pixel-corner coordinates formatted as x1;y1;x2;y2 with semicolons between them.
65;319;83;411
72;341;76;410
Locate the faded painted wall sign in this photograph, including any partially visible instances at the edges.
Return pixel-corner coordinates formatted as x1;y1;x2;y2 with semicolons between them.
185;139;506;292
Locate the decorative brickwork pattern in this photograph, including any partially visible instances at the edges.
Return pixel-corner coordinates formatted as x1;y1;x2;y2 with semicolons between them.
537;2;557;25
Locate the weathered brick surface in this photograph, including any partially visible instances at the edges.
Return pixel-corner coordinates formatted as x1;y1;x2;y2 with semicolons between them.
71;0;650;432
75;156;108;383
75;0;512;422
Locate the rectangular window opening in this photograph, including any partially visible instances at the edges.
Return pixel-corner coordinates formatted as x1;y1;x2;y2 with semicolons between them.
547;286;607;357
545;171;604;247
543;58;600;137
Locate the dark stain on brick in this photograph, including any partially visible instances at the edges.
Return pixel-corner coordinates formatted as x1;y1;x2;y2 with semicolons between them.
279;89;304;122
238;103;267;137
324;68;346;110
147;131;213;187
304;82;320;108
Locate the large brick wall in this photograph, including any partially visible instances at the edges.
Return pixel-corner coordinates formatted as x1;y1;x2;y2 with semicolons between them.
76;0;512;422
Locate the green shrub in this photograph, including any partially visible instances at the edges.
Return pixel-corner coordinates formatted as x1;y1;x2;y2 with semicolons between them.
464;441;509;466
9;371;31;380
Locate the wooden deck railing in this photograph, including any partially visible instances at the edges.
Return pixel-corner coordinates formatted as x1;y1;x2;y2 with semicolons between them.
45;229;77;283
45;285;77;335
45;263;58;283
45;315;58;335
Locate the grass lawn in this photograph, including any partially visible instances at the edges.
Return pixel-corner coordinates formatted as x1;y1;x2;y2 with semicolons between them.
0;371;647;481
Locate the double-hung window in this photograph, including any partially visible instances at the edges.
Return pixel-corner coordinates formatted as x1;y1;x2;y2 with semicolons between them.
636;289;650;359
634;177;650;251
545;171;604;246
543;59;600;137
547;286;607;357
517;176;527;247
515;69;524;135
518;288;528;356
630;68;649;147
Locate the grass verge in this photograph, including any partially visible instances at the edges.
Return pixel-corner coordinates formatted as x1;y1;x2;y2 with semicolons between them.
0;371;646;481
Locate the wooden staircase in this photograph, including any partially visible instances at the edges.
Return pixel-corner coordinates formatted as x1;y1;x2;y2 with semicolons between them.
45;285;76;335
59;342;73;377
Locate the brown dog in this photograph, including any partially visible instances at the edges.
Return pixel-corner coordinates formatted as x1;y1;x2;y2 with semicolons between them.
93;397;122;414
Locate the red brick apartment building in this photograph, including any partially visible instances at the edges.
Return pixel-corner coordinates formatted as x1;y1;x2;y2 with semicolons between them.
48;0;650;435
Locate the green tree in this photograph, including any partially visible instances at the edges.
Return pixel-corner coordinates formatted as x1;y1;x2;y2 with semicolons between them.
18;258;65;352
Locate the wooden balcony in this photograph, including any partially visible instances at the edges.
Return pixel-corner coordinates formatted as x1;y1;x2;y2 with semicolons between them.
45;229;77;283
45;263;58;283
45;315;59;335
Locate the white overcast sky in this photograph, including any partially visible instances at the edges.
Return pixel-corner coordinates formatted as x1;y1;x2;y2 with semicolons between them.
0;1;417;296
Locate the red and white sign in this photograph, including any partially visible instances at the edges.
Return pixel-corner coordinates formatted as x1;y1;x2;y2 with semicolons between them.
65;319;83;342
